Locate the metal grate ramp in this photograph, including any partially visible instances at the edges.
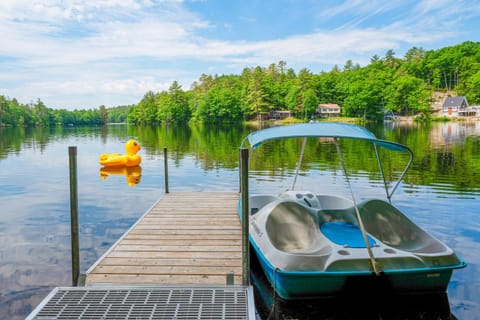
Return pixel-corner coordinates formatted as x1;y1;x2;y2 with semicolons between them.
27;286;255;320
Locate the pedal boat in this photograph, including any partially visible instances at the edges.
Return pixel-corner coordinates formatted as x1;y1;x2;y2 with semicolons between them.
239;122;466;300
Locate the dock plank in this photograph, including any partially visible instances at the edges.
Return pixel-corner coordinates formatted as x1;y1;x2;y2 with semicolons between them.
107;251;242;259
93;265;242;275
113;244;241;252
119;239;242;246
86;274;243;285
86;192;243;286
98;257;242;267
124;234;241;240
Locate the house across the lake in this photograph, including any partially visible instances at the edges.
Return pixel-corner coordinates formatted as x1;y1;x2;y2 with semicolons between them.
258;110;294;121
270;110;294;120
442;96;478;116
317;104;341;117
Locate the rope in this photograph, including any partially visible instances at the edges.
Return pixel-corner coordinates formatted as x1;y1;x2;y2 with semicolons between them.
335;139;381;275
266;267;279;320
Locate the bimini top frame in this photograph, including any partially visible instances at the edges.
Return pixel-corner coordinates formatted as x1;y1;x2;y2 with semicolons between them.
241;122;414;201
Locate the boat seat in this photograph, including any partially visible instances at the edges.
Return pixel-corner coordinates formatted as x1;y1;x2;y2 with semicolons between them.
249;195;279;215
266;201;318;253
358;199;446;253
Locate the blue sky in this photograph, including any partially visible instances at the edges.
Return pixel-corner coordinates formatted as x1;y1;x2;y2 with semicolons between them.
1;0;479;110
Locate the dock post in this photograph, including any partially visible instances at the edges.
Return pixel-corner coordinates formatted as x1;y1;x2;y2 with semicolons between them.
164;147;169;193
240;148;250;285
239;150;242;193
68;146;80;286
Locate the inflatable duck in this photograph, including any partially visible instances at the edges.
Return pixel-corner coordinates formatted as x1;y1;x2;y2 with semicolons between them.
100;165;142;186
99;139;142;167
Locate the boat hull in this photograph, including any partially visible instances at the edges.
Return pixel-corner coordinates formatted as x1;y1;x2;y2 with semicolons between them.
251;240;464;300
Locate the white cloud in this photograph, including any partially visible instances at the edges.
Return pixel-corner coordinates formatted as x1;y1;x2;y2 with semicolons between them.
0;0;478;109
414;0;451;14
319;0;406;20
59;78;171;95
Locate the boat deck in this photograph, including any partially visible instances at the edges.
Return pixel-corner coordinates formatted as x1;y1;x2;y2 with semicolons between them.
85;192;243;286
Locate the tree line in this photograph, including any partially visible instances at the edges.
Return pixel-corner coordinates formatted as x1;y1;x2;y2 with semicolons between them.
130;41;480;124
1;41;479;127
0;96;132;127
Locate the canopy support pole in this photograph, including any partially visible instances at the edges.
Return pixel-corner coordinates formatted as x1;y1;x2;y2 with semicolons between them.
335;139;381;275
291;137;307;191
374;142;414;202
374;143;391;202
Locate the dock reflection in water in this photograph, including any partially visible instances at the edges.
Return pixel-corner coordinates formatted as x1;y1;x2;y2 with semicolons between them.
251;252;456;320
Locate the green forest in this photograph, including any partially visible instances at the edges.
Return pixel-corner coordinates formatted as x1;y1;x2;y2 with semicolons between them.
1;41;479;127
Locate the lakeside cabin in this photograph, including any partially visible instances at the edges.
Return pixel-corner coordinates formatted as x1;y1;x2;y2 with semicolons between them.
270;110;294;120
258;104;343;120
442;96;478;117
317;103;341;117
259;110;294;121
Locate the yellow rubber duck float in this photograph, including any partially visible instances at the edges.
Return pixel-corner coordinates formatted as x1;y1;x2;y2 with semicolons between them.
99;139;142;167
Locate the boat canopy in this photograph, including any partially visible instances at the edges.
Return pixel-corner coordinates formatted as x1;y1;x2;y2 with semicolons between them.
242;122;411;154
241;122;413;201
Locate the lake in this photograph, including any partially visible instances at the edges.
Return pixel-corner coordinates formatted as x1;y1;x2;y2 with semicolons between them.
0;122;479;319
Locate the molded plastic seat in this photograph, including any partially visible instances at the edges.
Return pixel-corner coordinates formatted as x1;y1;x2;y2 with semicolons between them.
266;201;318;253
358;199;446;253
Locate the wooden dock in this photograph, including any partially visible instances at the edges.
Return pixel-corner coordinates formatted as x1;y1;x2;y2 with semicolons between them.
27;150;256;319
85;192;243;286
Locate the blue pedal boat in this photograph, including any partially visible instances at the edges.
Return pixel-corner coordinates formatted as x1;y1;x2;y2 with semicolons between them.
239;122;466;300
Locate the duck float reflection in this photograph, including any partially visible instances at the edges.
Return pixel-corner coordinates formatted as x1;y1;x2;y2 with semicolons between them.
99;139;142;167
99;139;142;186
100;165;142;186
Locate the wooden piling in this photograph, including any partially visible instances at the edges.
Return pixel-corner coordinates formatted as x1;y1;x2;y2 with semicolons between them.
68;146;80;286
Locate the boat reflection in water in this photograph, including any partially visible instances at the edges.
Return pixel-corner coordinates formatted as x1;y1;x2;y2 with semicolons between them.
251;252;456;320
99;165;142;186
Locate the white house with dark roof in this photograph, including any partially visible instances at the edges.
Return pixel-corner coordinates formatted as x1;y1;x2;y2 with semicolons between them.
442;96;470;116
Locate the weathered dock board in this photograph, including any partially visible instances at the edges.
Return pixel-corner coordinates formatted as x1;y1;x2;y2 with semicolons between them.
86;192;243;286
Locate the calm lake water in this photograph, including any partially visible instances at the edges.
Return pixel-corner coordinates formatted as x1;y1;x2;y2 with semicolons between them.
0;122;479;319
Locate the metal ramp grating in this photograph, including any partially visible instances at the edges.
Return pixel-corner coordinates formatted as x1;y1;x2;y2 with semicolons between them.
27;286;254;320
